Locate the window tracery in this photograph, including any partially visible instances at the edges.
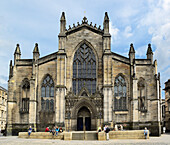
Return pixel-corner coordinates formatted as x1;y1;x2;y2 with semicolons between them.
114;75;127;110
41;75;54;111
72;43;96;95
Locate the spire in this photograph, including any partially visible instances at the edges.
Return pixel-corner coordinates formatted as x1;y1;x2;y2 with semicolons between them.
104;12;109;21
146;43;153;63
146;43;153;55
14;43;21;65
33;43;39;53
129;43;135;65
129;43;135;53
60;12;65;21
103;12;109;34
14;44;21;55
33;43;40;60
60;12;66;33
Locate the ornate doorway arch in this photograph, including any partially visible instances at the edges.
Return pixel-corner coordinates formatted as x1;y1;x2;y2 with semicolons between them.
71;98;97;131
77;106;91;131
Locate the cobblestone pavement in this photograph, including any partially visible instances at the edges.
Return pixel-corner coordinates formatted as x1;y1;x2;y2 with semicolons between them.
0;134;170;145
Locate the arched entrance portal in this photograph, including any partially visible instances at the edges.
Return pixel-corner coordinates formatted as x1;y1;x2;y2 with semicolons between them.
77;106;91;131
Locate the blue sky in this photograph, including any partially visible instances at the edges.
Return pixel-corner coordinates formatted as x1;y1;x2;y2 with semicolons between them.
0;0;169;98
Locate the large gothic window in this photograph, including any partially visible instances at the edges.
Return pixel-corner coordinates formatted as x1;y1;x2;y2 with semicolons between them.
73;43;96;95
41;75;54;111
114;75;127;111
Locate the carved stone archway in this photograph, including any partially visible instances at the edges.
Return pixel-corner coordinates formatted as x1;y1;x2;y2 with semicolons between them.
71;97;97;130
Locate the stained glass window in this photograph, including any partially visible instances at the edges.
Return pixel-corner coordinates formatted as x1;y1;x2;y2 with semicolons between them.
114;75;127;110
72;43;96;95
41;75;54;111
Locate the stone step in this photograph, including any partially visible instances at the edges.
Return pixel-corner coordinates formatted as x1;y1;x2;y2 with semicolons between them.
72;131;98;140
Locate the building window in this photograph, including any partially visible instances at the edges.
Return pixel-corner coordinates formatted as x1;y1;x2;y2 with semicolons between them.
72;43;96;95
20;78;30;113
138;77;147;112
41;75;54;111
114;75;127;111
22;98;29;112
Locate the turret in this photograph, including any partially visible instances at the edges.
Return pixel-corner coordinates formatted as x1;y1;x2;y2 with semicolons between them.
14;44;21;65
58;12;66;52
129;43;135;65
146;43;153;63
60;12;66;34
33;43;40;61
103;12;109;34
103;12;111;52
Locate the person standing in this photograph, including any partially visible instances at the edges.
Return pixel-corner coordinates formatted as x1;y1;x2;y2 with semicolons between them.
105;125;110;140
144;127;148;139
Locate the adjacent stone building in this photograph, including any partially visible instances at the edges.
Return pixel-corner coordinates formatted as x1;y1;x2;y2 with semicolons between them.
7;12;162;136
0;86;7;131
164;79;170;132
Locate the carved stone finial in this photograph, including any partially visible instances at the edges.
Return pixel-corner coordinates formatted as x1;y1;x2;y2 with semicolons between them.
147;43;153;55
77;22;80;26
69;25;71;29
94;24;97;28
73;23;75;27
33;43;39;53
98;25;101;30
129;43;135;53
82;16;88;24
90;22;92;26
15;43;21;55
60;12;65;21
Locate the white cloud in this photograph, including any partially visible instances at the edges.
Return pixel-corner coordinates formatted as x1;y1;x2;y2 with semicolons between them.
136;45;147;58
109;21;119;42
0;77;7;85
124;26;133;38
138;0;170;95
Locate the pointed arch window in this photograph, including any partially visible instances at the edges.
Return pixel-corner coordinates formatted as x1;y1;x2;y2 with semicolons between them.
114;75;127;111
41;75;54;111
72;43;96;95
20;78;30;113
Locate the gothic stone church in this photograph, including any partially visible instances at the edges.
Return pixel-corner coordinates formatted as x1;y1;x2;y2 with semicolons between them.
7;12;162;136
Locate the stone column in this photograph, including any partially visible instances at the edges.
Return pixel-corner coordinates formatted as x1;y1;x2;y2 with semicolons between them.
103;53;112;123
131;78;139;129
29;78;37;130
55;54;66;125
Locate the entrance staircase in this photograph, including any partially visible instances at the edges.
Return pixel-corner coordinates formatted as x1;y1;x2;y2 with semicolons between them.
72;131;98;140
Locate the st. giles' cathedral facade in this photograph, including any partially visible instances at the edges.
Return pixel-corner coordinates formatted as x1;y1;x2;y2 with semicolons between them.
7;12;162;136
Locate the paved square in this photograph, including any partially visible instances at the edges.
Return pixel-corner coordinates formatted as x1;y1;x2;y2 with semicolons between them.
0;134;170;145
